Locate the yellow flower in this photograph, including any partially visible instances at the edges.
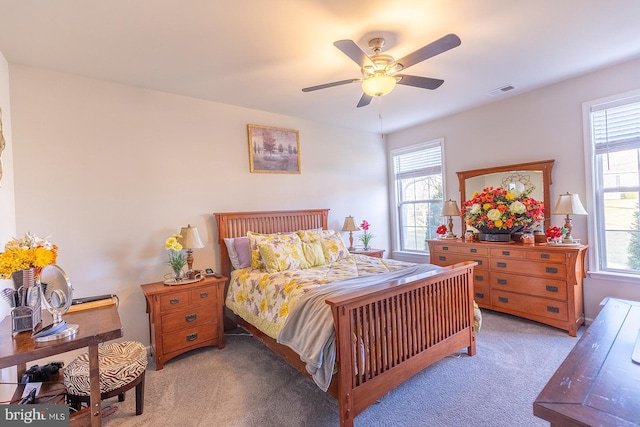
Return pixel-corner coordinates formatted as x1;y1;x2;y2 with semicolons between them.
164;235;183;251
279;302;289;318
505;192;516;200
494;219;503;228
483;203;492;211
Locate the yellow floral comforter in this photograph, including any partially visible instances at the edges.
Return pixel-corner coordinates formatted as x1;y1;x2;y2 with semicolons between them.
225;254;416;339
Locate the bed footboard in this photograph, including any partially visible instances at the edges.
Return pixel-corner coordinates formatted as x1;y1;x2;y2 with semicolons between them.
325;261;477;427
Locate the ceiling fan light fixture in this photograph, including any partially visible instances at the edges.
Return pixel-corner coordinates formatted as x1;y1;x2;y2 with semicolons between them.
361;73;397;97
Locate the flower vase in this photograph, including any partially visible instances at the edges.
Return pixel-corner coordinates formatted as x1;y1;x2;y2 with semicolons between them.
173;269;185;281
363;245;371;251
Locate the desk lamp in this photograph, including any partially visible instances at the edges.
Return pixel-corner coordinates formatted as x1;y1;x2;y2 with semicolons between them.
179;224;205;274
552;192;587;243
442;200;461;239
341;216;360;251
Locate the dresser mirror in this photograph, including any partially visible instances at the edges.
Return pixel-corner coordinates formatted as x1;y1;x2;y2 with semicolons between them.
456;159;555;232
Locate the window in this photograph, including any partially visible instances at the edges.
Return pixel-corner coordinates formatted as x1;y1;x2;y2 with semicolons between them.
585;90;640;275
390;140;444;252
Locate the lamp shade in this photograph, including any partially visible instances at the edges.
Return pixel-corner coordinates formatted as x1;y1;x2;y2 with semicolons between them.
441;200;461;216
178;224;204;249
361;73;397;97
342;216;360;232
552;193;588;216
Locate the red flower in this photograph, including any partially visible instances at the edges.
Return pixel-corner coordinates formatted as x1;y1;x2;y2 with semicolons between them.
360;220;370;231
436;225;447;235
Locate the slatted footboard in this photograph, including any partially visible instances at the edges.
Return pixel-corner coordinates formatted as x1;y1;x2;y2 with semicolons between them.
326;261;477;427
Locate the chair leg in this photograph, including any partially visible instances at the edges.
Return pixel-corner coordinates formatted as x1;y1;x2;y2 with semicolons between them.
135;372;145;415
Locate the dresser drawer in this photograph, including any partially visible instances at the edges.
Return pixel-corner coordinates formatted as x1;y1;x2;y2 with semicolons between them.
459;245;489;256
489;273;568;300
526;250;567;263
159;290;191;312
473;285;491;306
490;259;566;278
162;323;219;354
472;270;489;287
490;247;526;259
433;253;489;270
492;292;568;321
431;243;459;253
161;304;218;333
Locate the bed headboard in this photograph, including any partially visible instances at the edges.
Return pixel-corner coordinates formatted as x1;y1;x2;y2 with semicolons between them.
214;209;330;278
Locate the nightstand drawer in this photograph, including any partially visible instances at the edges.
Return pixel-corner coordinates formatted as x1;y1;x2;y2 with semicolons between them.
161;304;218;333
162;323;218;354
190;286;218;307
159;290;191;312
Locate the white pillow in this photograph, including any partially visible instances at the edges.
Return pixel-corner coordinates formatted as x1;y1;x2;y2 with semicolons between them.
224;237;241;270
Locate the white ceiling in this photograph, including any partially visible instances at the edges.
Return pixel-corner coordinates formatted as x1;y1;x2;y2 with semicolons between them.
1;1;640;134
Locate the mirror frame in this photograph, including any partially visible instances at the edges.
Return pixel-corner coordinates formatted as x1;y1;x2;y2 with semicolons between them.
40;264;73;323
456;159;555;233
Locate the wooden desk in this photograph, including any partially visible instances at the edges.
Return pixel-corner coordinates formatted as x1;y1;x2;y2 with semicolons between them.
534;298;640;426
0;305;123;427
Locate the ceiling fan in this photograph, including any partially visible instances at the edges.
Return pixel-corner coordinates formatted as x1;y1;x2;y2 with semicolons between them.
302;34;461;108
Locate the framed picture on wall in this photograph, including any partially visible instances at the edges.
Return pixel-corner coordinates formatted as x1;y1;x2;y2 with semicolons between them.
247;124;300;174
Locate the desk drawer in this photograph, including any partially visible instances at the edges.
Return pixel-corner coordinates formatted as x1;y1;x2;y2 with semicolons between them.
489;273;568;300
161;304;217;333
492;292;568;321
162;323;218;354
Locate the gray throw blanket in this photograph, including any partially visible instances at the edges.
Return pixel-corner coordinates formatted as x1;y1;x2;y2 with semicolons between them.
276;263;444;391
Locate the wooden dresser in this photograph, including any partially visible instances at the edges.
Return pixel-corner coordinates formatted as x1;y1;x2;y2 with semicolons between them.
141;276;226;369
428;239;587;336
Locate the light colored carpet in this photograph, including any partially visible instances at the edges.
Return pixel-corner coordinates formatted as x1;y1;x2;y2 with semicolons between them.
102;311;582;426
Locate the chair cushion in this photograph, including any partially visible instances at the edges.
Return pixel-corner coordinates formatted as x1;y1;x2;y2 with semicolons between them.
64;341;147;396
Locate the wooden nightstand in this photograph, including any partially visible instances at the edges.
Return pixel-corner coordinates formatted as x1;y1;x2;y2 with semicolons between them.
141;276;226;370
350;248;385;258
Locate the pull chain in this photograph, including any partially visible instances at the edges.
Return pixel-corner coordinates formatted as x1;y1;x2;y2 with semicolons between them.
377;96;384;138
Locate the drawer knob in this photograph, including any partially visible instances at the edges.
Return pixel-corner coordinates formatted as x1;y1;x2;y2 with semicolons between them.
497;262;507;268
470;248;477;253
170;298;180;305
475;260;483;266
498;296;509;303
475;292;485;299
185;313;197;322
439;256;446;261
546;267;558;274
474;275;484;281
547;306;560;314
497;278;507;285
443;246;449;251
545;285;559;293
200;292;209;299
540;253;550;259
502;251;510;256
186;333;198;342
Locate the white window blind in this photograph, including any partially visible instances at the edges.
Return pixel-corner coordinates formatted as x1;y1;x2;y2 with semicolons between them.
593;99;640;154
393;143;442;180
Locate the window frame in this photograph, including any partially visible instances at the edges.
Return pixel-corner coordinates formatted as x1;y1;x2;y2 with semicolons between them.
389;138;446;255
583;88;640;282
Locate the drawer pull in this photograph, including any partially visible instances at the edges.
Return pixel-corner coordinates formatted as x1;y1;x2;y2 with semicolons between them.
497;278;507;285
547;306;560;314
502;251;510;256
442;246;449;251
498;296;509;303
200;292;209;299
475;260;483;266
540;253;550;259
475;292;485;299
170;298;180;305
474;275;484;281
470;248;477;253
496;262;507;268
186;333;198;342
439;256;446;261
545;285;559;293
185;314;197;322
546;267;558;274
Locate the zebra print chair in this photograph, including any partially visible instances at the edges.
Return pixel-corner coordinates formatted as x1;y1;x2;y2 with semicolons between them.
64;341;147;415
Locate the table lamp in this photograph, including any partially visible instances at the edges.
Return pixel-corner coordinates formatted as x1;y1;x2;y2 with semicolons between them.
442;200;461;239
178;224;205;274
341;216;360;251
552;192;587;243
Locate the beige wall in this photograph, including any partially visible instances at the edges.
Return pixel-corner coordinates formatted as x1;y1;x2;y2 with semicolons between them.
388;57;640;322
7;64;389;346
0;52;16;321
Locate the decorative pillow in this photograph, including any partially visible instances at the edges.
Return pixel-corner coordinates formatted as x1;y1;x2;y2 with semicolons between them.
301;241;326;268
320;233;350;263
248;231;306;270
223;238;241;270
233;237;251;269
297;229;335;243
258;239;307;273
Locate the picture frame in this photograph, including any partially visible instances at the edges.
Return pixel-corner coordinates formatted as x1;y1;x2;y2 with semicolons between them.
247;124;300;174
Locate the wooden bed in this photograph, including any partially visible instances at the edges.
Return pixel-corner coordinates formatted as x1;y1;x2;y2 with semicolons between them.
215;208;477;427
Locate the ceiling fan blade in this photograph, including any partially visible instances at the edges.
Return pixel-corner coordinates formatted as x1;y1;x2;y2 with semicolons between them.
396;75;444;90
302;79;359;92
356;93;373;108
394;34;461;71
334;40;374;67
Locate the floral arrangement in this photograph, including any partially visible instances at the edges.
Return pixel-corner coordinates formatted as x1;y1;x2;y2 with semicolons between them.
436;224;447;236
545;226;568;240
358;220;374;249
164;234;186;273
462;186;544;233
0;232;58;279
